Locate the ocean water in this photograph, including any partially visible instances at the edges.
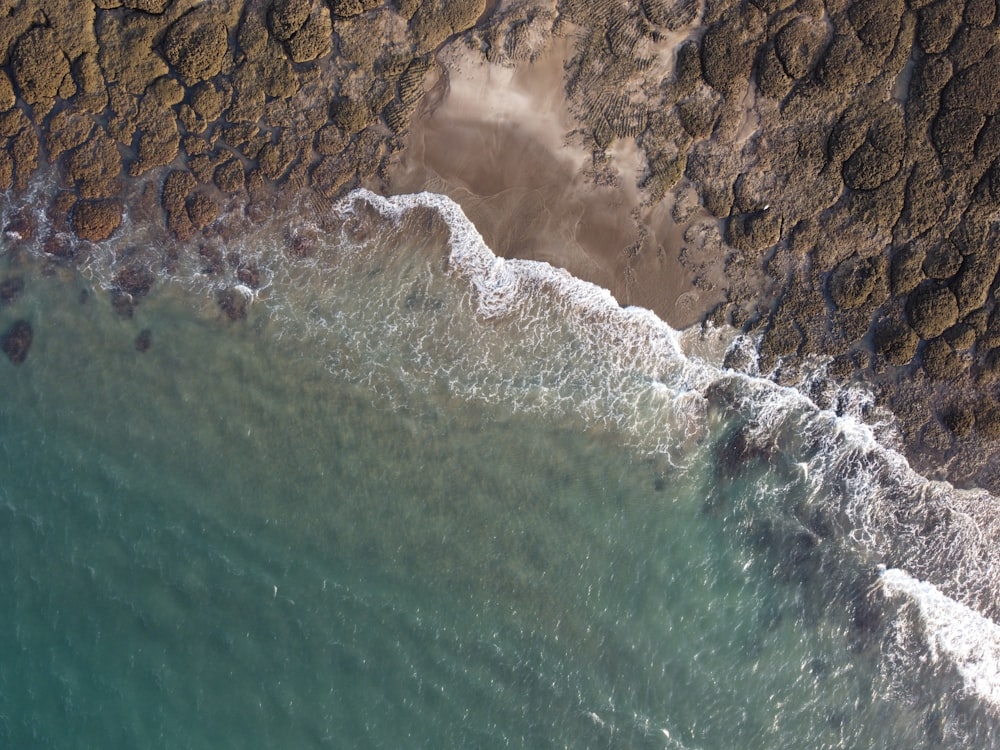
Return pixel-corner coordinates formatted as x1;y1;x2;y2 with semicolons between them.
2;188;1000;749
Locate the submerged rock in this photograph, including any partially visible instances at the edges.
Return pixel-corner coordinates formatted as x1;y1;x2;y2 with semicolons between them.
2;319;33;364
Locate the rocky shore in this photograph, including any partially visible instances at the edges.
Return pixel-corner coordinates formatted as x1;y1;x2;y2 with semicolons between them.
1;0;1000;492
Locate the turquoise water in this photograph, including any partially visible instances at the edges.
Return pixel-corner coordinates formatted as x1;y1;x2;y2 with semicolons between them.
1;191;999;748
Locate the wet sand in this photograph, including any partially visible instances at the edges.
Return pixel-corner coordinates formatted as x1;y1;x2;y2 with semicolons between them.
383;33;724;329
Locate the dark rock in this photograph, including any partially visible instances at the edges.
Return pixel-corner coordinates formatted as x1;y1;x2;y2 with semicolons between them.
113;265;155;298
72;198;123;242
673;39;702;96
921;336;963;379
2;319;33;365
942;403;975;436
135;328;153;352
922;240;963;279
726;208;780;253
948;26;995;71
124;0;171;13
286;7;333;62
676;92;720;138
977;405;1000;439
774;14;827;79
828;254;882;310
872;316;919;365
965;0;997;25
236;262;262;289
944;322;977;350
186;192;218;230
951;250;1000;315
330;0;382;17
217;286;249;320
917;0;963;54
268;0;311;40
700;6;762;96
907;281;960;338
642;0;699;29
932;108;986;157
163;10;229;85
943;47;1000;114
10;27;70;105
0;276;24;306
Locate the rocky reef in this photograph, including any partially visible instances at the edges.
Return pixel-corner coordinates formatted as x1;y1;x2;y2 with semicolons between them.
1;0;1000;491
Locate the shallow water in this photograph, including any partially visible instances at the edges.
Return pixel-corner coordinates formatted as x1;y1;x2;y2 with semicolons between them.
1;190;998;748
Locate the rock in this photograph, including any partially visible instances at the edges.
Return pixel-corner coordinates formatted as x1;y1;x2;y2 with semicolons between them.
72;198;123;241
829;254;882;310
907;281;960;339
286;8;333;62
726;208;780;253
1;319;33;365
236;262;262;289
66;129;122;199
0;151;11;191
673;39;702;96
0;71;15;111
917;0;963;54
932;108;986;157
0;276;24;306
10;26;71;105
921;337;963;379
700;6;762;96
268;0;311;40
124;0;171;12
330;0;382;17
186;192;218;229
943;47;1000;114
965;0;997;25
942;403;975;436
891;241;925;297
774;14;826;79
130;115;180;176
330;97;372;134
162;169;196;239
47;109;96;161
944;322;977;350
977;405;1000;440
950;249;1000;316
922;240;963;279
676;91;720;138
639;0;696;28
163;10;229;85
214;158;245;192
135;328;153;352
217;286;249;320
113;265;155;297
873;316;919;365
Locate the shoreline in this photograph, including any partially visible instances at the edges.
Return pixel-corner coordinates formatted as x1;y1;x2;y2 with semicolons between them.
1;0;1000;493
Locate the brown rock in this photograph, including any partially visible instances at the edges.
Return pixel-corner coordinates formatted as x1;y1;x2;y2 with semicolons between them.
286;7;333;62
214;159;245;192
700;6;762;96
10;27;71;105
135;329;153;352
72;198;124;241
11;126;40;191
774;15;826;79
2;320;33;365
130;116;181;176
641;0;699;30
0;150;13;191
330;0;382;17
917;0;963;54
921;336;963;379
269;0;311;40
965;0;997;25
0;71;15;111
66;130;122;199
828;254;882;310
932;108;986;157
47;109;96;161
124;0;171;13
873;316;919;365
907;281;960;339
163;10;230;85
186;192;218;229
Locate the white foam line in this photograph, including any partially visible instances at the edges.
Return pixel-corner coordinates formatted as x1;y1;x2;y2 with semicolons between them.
882;567;1000;707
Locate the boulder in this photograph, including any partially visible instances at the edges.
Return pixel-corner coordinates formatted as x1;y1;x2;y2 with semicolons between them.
72;198;123;241
1;319;32;365
872;317;919;365
906;281;960;339
163;11;229;85
268;0;311;40
10;27;70;104
828;254;881;310
921;337;963;379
